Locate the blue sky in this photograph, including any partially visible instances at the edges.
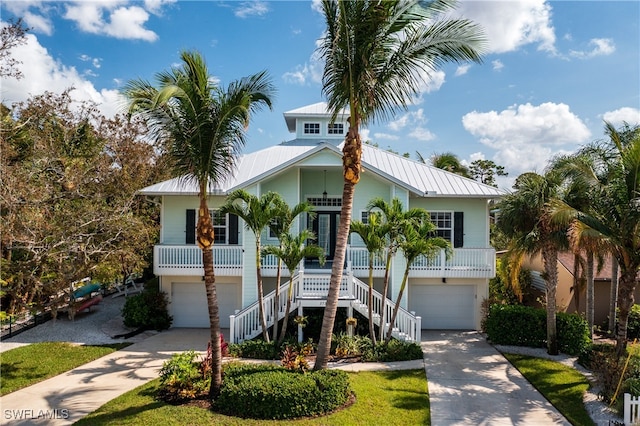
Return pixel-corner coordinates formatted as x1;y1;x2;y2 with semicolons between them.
1;0;639;189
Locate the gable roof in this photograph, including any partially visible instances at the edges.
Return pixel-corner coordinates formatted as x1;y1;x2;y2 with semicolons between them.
139;141;504;198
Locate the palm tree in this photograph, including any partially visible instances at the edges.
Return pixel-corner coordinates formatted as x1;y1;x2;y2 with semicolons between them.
262;229;326;344
314;0;485;369
497;171;569;355
221;190;284;342
550;122;640;354
385;219;450;343
424;151;472;178
367;197;428;342
350;212;389;345
267;200;316;343
123;50;274;397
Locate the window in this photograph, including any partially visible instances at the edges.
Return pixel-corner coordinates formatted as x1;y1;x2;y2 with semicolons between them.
203;209;227;244
268;218;280;239
328;123;344;135
360;210;370;224
304;123;320;134
430;211;452;242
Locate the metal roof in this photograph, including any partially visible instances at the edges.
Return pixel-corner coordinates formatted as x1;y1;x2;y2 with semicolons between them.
139;141;504;198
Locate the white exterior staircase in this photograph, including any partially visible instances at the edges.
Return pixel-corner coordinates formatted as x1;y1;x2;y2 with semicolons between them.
229;267;421;344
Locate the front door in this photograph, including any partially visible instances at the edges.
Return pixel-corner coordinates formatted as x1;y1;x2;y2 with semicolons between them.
309;211;340;261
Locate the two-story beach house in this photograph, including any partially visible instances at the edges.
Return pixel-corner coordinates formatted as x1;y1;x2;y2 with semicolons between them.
139;103;503;343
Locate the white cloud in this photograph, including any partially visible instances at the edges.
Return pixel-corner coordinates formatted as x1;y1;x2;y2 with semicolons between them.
570;38;615;59
455;64;471;76
492;59;504;71
457;0;556;54
373;133;399;141
64;3;158;41
408;127;436;142
388;109;425;131
234;1;269;18
1;32;123;118
602;107;640;127
462;102;591;176
282;50;323;85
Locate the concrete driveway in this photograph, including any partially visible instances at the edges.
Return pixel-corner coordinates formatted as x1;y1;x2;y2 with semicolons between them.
421;330;570;426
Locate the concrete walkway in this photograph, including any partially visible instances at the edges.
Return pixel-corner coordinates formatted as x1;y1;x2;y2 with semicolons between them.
422;330;570;425
0;329;570;425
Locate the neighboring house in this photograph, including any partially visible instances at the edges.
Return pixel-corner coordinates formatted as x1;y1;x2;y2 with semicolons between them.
523;252;640;327
139;102;503;342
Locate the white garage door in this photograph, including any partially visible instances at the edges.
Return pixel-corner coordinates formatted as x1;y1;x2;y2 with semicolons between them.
409;285;476;329
171;282;238;328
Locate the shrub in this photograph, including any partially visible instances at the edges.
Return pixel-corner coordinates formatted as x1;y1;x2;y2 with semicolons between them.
121;289;172;330
227;339;279;359
626;304;640;340
216;364;351;420
157;351;208;402
362;339;424;362
484;304;590;355
556;311;591;356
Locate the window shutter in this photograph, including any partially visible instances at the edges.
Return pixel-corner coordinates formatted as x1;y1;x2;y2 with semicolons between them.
453;212;464;248
186;209;196;245
228;214;239;245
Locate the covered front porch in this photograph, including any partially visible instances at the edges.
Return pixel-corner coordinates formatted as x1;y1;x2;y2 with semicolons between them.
153;245;496;279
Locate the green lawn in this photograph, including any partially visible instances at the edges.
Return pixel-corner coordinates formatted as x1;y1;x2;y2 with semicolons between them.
503;353;594;426
75;369;430;426
0;342;130;396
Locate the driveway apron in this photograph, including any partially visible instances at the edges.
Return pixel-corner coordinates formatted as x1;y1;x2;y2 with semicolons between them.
422;330;570;426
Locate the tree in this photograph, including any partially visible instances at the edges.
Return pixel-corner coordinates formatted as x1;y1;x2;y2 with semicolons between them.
469;159;508;187
0;90;164;318
497;171;568;355
422;151;471;178
314;0;485;370
366;197;428;342
385;218;450;343
123;50;274;397
550;122;640;355
266;200;317;343
0;18;29;79
262;230;325;344
221;190;284;342
350;212;389;345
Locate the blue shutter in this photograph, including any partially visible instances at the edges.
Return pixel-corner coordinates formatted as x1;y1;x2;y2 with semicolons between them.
186;209;196;245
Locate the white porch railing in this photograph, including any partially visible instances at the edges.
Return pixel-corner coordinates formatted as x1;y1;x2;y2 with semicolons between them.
347;247;387;277
229;269;421;344
409;248;495;278
261;254;292;277
153;245;243;276
154;245;495;279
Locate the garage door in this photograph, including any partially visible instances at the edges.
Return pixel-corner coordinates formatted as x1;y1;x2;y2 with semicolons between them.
171;282;238;328
409;285;476;329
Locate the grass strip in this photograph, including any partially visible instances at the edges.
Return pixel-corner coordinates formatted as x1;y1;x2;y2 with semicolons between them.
503;353;594;426
1;342;130;395
76;369;430;425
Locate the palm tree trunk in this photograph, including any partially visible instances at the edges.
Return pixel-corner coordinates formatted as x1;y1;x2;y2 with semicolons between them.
278;278;294;345
385;268;410;344
314;181;355;370
203;247;222;399
273;257;282;343
609;258;618;335
197;197;222;399
255;243;269;342
542;245;559;355
586;250;594;338
616;267;637;356
378;252;392;342
367;257;376;345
